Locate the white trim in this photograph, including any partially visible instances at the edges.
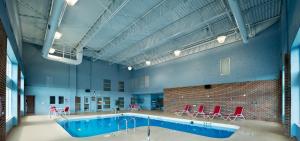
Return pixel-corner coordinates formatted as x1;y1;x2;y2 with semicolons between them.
57;113;240;131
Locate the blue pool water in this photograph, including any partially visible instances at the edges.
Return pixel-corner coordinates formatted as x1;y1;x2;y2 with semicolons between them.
57;115;237;138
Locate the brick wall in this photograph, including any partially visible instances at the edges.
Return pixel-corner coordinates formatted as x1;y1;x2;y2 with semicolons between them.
284;54;291;135
164;79;281;122
0;20;7;141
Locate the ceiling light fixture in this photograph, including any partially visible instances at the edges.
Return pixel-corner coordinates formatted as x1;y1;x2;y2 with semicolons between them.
54;31;62;39
174;50;181;57
217;35;226;43
49;48;56;54
145;61;151;66
65;0;79;6
128;66;132;71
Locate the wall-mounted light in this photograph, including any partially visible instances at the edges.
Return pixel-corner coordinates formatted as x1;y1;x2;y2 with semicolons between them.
65;0;79;6
146;60;151;66
128;66;132;71
243;94;246;97
174;50;181;57
49;48;56;54
217;35;226;43
54;31;62;39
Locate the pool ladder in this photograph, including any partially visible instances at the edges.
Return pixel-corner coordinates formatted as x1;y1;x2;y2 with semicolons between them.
203;121;212;127
118;118;136;133
129;117;136;132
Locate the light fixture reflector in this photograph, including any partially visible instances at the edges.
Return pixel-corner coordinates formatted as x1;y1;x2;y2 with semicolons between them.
174;50;181;57
49;48;56;54
217;35;226;43
66;0;78;6
54;32;62;39
145;61;151;66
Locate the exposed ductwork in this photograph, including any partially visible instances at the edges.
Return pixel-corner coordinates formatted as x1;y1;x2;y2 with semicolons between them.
228;0;248;43
42;0;83;65
74;0;131;52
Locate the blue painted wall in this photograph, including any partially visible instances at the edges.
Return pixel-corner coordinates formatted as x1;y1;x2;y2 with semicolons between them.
282;0;300;139
131;23;281;93
23;43;133;115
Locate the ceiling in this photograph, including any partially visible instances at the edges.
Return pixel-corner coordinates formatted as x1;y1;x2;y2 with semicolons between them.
17;0;282;69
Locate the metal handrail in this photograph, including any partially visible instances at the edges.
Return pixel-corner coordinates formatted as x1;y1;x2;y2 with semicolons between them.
203;121;212;127
129;117;136;132
118;119;128;133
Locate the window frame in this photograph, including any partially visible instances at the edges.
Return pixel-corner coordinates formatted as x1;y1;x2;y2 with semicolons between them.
103;79;111;91
58;96;64;104
6;56;13;121
103;97;110;109
118;81;125;92
50;96;56;104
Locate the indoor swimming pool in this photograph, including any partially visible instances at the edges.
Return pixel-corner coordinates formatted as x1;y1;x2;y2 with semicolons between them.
57;113;239;138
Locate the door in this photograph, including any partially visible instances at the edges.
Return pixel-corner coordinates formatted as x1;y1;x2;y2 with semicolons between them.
75;96;81;112
26;95;35;115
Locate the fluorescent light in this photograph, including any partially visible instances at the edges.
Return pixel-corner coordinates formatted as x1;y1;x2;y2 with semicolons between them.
54;32;62;39
174;50;181;57
66;0;78;6
128;66;132;71
217;35;226;43
49;48;56;54
145;61;151;66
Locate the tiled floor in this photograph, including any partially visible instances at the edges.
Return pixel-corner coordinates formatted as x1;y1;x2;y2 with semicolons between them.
6;111;293;141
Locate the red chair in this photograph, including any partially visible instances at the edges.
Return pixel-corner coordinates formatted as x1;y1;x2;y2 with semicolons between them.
61;106;70;116
224;106;245;121
193;105;206;118
206;105;222;119
130;104;139;111
175;104;193;116
49;105;58;118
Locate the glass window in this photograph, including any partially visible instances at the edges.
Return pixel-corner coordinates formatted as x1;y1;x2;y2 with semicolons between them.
6;86;11;120
220;57;230;76
118;81;124;92
84;97;89;112
103;79;111;91
103;97;110;109
97;97;102;111
118;97;124;108
131;97;137;104
6;56;12;120
59;96;64;104
50;96;55;104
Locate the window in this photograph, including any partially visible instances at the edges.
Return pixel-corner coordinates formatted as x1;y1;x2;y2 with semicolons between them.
131;97;137;104
103;97;110;109
59;96;64;104
118;97;124;108
75;96;81;112
5;86;11;120
50;96;55;104
103;79;111;91
118;81;124;92
97;97;102;111
220;57;230;76
6;56;12;120
84;97;89;112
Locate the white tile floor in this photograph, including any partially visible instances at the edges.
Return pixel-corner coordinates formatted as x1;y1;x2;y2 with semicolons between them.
6;111;293;141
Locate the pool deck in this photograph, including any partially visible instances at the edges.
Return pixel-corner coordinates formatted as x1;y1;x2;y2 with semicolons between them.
7;111;293;141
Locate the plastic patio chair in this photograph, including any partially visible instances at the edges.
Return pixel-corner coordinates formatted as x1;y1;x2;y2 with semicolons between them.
206;105;222;119
224;106;245;121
